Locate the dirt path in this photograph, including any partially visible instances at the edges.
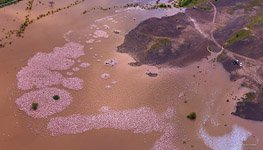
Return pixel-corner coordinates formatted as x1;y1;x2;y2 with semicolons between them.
209;1;216;24
207;1;263;66
214;2;261;60
208;1;263;85
186;1;263;85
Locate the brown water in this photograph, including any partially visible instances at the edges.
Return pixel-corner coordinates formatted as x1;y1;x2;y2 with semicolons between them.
0;0;262;150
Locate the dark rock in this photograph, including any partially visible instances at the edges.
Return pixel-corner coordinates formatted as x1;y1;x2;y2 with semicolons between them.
232;87;263;121
146;71;158;77
118;13;210;67
128;62;142;67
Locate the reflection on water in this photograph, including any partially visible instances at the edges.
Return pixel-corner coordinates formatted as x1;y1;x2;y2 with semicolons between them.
0;0;261;150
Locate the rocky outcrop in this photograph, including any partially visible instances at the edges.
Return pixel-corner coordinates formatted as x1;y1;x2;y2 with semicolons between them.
118;0;263;121
118;13;212;67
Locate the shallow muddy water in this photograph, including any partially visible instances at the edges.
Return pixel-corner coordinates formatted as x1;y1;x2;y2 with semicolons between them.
0;0;262;150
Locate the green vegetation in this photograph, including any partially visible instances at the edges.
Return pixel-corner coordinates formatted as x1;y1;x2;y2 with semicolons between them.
216;51;227;62
140;38;172;62
0;0;18;7
243;0;263;12
25;0;34;11
31;102;39;111
178;0;207;7
197;3;212;11
207;45;214;52
0;0;84;48
0;0;13;5
157;3;171;8
187;112;197;120
17;15;31;37
53;95;60;100
148;38;171;53
179;0;194;7
246;15;263;29
177;0;219;7
225;29;251;46
241;82;248;87
241;82;254;89
242;92;256;101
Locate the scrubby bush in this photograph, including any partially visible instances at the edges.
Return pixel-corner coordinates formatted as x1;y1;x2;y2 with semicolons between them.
243;92;256;101
187;112;197;120
226;29;251;46
53;95;60;100
31;102;38;110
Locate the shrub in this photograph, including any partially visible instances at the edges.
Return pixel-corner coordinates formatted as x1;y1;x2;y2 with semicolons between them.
148;39;171;52
246;15;263;29
179;0;194;7
158;3;167;8
216;51;227;62
53;95;60;100
0;0;13;5
226;29;251;46
187;112;197;120
31;102;39;110
243;92;256;101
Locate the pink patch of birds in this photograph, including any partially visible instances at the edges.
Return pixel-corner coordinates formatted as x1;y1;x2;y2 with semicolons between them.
48;107;177;150
16;42;88;118
15;42;178;149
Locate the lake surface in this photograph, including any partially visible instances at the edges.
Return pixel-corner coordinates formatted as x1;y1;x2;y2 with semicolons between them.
0;0;262;149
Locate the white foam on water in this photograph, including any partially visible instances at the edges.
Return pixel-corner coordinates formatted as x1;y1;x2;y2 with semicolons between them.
85;39;95;44
103;25;110;29
63;30;73;42
79;62;91;68
72;67;80;72
105;85;112;89
199;125;251;150
100;73;110;80
104;58;118;67
93;30;109;38
66;72;74;76
99;106;111;113
111;80;117;84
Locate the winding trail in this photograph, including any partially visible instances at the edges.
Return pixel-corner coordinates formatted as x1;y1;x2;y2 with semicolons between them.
209;1;263;84
208;1;223;50
188;16;209;38
209;1;217;24
208;1;263;66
